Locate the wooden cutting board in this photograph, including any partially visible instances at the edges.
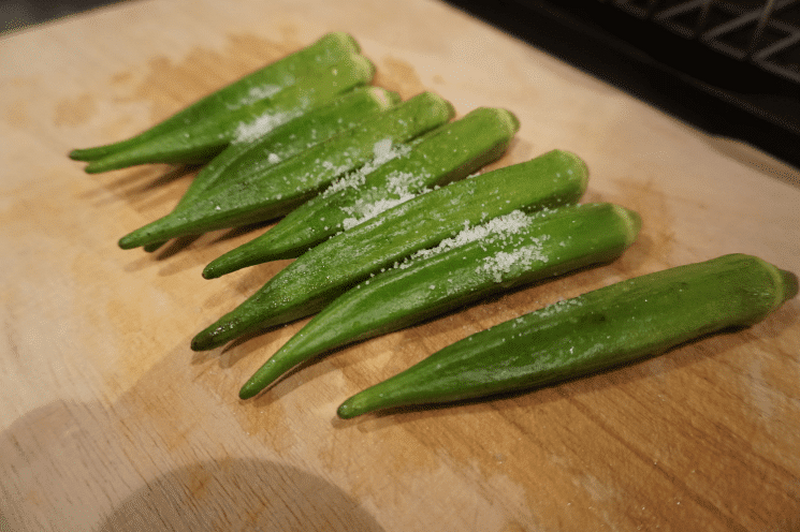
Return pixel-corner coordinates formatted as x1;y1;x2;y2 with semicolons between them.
2;0;799;530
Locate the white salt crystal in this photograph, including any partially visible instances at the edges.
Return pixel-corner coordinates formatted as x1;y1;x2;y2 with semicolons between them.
406;210;531;265
234;111;293;143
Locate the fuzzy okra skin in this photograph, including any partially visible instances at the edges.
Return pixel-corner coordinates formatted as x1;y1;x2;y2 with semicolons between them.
191;149;589;352
337;253;799;418
238;203;641;399
80;54;375;173
203;106;521;278
172;87;399;212
70;32;360;164
117;91;454;249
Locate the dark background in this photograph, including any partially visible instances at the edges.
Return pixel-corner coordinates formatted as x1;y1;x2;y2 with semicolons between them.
0;0;125;33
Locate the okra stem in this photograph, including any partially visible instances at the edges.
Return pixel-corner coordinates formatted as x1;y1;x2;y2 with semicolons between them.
202;106;520;278
337;254;798;418
190;149;588;351
239;203;641;399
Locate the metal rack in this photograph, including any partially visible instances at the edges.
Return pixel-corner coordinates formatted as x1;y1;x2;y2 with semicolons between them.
604;0;800;83
445;0;800;168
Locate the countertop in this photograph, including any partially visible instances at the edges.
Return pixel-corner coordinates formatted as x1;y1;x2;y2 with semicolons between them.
1;0;799;530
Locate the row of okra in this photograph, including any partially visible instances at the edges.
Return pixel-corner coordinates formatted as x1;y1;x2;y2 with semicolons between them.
71;32;798;418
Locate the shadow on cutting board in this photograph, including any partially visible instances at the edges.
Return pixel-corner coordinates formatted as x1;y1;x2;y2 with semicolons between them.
0;400;385;532
95;457;386;532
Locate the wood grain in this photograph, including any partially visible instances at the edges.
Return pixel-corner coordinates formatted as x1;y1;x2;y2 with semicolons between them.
1;0;799;530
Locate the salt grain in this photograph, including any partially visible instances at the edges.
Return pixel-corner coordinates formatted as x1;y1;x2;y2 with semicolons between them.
234;110;295;143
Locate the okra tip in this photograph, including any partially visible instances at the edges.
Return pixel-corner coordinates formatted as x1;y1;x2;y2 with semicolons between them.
83;156;128;174
202;257;243;279
69;148;94;162
118;231;147;250
190;320;235;351
337;385;408;419
238;359;286;399
239;379;262;400
336;394;374;419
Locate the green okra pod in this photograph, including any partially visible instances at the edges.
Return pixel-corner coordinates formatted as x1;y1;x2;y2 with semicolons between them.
80;53;375;173
70;32;361;164
203;106;521;278
337;253;799;418
239;202;641;399
190;149;589;352
118;91;455;249
173;87;399;212
141;87;399;252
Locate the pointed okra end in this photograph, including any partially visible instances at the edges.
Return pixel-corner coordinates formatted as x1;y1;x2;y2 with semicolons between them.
203;237;298;279
118;212;185;250
337;376;417;419
83;150;152;174
118;225;157;250
69;148;99;162
337;385;409;419
83;159;117;174
70;141;132;162
118;232;143;250
202;243;264;278
336;392;379;419
190;322;231;352
202;260;232;280
238;356;295;400
239;321;346;399
202;253;252;279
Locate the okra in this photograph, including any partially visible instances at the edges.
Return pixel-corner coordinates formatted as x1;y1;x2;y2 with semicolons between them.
117;91;455;249
70;32;360;164
190;149;589;352
337;253;798;418
172;87;398;211
239;202;641;398
203;106;520;278
78;53;375;173
142;87;398;253
119;93;453;249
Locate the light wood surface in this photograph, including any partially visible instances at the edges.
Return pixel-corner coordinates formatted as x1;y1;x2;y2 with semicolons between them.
2;1;799;530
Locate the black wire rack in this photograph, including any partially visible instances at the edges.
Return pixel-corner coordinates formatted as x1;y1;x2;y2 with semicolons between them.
606;0;800;84
445;0;800;169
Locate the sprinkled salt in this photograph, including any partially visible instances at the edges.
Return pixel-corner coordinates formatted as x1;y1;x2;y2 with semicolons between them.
234;110;295;143
372;138;394;163
322;141;411;201
402;210;531;266
477;239;548;283
226;83;284;110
